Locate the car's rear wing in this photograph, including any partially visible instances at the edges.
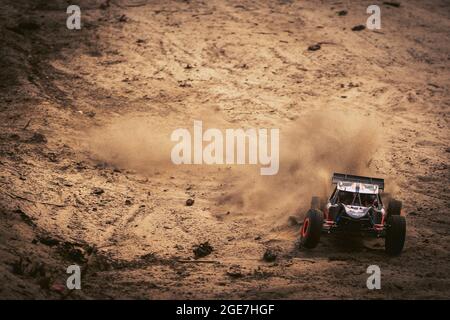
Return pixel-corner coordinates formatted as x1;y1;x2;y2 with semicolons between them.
332;173;384;190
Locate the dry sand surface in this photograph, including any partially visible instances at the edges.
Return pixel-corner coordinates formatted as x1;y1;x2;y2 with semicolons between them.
0;0;449;299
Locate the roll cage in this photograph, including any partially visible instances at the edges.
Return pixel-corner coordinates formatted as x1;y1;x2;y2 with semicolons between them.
329;173;385;209
329;188;383;209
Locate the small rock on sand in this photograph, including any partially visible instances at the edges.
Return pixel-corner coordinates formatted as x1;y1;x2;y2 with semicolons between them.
308;44;321;51
352;25;366;31
383;1;401;8
193;241;213;259
92;187;104;195
263;248;278;262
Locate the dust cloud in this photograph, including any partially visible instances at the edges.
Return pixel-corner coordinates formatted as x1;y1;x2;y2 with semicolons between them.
86;110;382;224
86;116;175;172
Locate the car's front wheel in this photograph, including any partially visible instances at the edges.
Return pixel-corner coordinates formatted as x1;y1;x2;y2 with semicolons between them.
385;215;406;256
300;209;324;249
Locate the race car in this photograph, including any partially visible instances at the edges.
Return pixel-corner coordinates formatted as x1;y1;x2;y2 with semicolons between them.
299;173;406;255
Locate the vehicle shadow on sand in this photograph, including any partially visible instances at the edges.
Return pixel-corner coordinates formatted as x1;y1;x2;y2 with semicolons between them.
290;231;388;261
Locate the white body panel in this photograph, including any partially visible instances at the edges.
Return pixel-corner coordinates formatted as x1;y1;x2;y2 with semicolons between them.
336;181;379;194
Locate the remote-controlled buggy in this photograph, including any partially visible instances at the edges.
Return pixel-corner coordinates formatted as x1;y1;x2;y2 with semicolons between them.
299;173;406;255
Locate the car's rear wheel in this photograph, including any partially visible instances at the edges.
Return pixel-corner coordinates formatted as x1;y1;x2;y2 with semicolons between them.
385;215;406;256
300;209;324;249
387;199;402;217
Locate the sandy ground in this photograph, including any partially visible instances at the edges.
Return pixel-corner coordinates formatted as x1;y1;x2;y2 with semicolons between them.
0;0;449;299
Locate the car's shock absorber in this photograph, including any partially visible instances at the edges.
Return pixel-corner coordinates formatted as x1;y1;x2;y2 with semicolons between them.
369;208;384;232
334;205;344;224
370;208;382;225
368;210;377;225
